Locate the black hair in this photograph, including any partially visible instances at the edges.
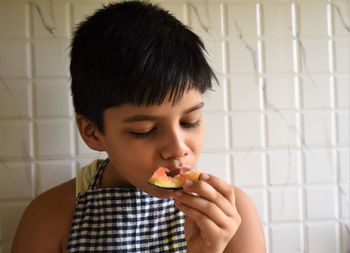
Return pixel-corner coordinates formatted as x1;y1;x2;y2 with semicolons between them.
70;0;217;132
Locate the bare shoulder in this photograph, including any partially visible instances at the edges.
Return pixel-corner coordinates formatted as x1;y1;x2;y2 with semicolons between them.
234;187;261;217
225;187;266;253
12;178;76;253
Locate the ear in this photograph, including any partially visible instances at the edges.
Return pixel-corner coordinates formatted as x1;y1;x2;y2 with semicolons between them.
75;115;106;152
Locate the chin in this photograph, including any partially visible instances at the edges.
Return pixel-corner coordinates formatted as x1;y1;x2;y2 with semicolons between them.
147;187;174;199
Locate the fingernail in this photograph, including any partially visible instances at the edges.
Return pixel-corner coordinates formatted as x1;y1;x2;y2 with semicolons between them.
184;180;193;187
201;173;210;180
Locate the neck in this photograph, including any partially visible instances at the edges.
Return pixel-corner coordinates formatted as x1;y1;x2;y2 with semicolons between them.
99;160;134;188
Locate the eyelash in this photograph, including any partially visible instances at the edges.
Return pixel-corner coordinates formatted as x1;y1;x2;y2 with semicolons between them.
129;120;201;138
181;120;201;129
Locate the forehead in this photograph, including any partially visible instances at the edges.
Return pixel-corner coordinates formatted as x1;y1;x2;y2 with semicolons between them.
104;89;203;119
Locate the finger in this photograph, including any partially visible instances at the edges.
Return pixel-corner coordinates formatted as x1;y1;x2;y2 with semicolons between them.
199;173;236;206
174;190;229;227
181;179;237;217
174;200;220;244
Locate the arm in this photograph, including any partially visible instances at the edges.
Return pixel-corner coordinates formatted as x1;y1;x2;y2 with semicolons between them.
224;188;266;253
11;179;75;253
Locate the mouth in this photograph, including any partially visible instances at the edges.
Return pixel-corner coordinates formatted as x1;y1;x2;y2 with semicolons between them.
165;167;190;177
148;166;199;189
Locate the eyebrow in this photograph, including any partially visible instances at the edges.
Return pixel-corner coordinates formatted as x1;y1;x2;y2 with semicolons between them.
122;102;204;123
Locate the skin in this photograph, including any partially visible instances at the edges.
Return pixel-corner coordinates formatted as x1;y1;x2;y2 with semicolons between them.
11;89;266;253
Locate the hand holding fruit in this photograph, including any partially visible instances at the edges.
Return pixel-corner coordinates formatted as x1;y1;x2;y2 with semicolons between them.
171;173;241;253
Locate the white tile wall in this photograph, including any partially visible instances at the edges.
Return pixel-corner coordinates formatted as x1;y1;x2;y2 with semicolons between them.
298;2;329;37
306;186;337;220
268;150;300;185
36;160;75;194
270;224;303;253
230;75;260;110
233;151;265;187
265;74;296;109
266;111;297;147
0;121;33;159
0;79;32;118
301;75;332;109
0;162;34;200
0;41;30;78
231;112;262;147
264;38;295;73
34;120;74;157
71;2;104;27
304;149;336;183
302;111;333;146
334;40;350;72
197;153;230;182
340;222;350;253
34;39;70;77
228;37;258;73
0;3;28;38
188;2;224;39
0;1;349;253
339;185;349;219
32;2;70;38
307;222;339;253
34;78;72;117
269;187;302;222
262;2;293;38
339;149;349;185
336;76;350;108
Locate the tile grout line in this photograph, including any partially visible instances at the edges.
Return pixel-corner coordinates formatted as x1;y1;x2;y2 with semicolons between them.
220;2;234;186
291;2;307;252
327;2;342;253
255;2;271;252
66;1;78;178
25;1;38;199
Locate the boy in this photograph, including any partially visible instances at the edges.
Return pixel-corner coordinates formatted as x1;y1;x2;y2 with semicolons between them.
12;1;266;252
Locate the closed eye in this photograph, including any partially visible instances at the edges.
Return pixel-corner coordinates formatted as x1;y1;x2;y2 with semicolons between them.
181;120;201;128
129;128;156;138
129;120;201;138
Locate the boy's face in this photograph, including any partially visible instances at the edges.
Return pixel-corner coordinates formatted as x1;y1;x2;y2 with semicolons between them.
99;89;204;198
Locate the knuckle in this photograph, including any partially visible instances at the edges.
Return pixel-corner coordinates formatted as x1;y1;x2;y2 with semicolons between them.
233;215;242;230
223;214;241;233
205;202;217;213
196;180;206;192
213;188;223;200
220;184;234;198
220;228;234;242
226;186;235;198
190;208;203;221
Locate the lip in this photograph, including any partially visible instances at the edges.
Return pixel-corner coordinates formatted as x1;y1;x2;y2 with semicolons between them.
166;167;191;177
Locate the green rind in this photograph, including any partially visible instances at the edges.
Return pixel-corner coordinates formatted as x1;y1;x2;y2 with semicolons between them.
148;177;183;189
148;181;183;189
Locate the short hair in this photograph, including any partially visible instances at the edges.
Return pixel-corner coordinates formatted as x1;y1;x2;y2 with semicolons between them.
70;0;216;132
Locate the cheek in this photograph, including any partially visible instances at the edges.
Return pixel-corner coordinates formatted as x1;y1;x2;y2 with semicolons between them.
107;137;155;167
109;140;144;159
191;125;204;155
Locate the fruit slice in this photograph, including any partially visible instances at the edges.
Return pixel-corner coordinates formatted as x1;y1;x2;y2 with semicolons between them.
148;167;201;189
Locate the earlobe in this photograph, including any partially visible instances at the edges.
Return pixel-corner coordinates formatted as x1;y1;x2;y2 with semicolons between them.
75;115;106;152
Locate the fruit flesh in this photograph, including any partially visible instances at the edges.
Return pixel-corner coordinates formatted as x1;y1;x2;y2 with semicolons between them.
148;167;201;189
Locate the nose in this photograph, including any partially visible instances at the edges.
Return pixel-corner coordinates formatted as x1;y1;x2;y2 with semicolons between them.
160;128;189;161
